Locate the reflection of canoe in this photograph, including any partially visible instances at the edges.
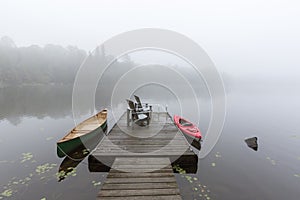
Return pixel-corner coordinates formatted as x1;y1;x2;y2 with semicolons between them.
57;109;107;158
58;145;87;181
58;128;103;181
174;115;202;150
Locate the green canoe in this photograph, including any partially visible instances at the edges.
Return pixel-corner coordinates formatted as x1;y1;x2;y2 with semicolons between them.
57;109;107;158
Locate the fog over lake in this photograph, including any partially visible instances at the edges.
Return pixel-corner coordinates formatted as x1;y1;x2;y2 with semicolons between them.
1;0;300;199
0;39;299;199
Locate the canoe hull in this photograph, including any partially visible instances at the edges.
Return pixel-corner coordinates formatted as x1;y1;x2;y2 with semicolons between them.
173;115;202;150
57;121;107;158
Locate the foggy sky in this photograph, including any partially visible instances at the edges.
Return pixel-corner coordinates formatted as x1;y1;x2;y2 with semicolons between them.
0;0;300;77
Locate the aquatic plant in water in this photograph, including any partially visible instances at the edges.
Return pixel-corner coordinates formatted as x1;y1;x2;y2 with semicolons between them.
0;162;58;198
1;189;13;197
92;180;101;186
20;152;33;163
173;164;213;200
36;163;57;175
56;167;77;181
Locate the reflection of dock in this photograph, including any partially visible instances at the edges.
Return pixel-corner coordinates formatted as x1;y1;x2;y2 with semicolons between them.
89;112;197;199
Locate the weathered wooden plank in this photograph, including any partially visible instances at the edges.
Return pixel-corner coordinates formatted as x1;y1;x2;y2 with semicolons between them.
109;168;173;173
101;182;178;190
107;172;174;178
113;157;171;165
97;195;182;200
100;144;188;148
104;177;177;184
98;188;180;197
107;132;184;138
95;150;189;155
100;147;188;153
106;131;183;135
106;137;184;141
93;149;190;155
91;152;192;157
105;135;182;139
108;126;179;130
97;145;188;151
91;151;194;158
101;139;186;144
113;164;171;170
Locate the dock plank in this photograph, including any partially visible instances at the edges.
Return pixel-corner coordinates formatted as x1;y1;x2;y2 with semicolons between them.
97;196;182;200
99;188;180;197
101;182;178;190
97;157;182;200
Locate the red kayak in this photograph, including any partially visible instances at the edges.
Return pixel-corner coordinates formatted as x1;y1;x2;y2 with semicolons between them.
174;115;202;150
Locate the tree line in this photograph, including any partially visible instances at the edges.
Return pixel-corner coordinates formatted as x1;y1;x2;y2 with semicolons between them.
0;36;87;87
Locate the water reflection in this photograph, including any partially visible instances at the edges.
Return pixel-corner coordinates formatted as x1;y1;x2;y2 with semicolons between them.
0;84;211;127
0;85;74;124
57;145;89;182
57;124;105;181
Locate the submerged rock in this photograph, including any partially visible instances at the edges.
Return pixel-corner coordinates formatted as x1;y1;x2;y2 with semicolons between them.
245;137;258;151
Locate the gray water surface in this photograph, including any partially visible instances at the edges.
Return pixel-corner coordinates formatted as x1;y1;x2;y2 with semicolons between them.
0;85;299;199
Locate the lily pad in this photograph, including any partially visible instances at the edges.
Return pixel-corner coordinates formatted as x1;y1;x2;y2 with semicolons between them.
92;181;101;186
20;152;33;163
35;163;57;175
215;152;222;158
1;189;13;197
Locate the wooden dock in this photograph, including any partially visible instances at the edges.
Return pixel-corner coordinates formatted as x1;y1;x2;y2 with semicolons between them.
89;112;197;199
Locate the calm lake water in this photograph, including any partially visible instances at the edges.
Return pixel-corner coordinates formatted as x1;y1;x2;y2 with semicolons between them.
0;85;299;199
